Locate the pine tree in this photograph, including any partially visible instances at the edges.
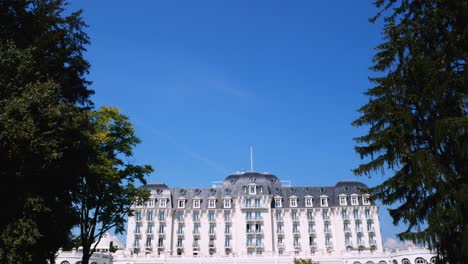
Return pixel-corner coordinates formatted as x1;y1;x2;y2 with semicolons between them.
353;1;467;263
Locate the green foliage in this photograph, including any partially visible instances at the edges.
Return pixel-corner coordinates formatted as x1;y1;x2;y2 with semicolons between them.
353;1;467;263
293;258;320;264
0;0;92;263
75;107;153;264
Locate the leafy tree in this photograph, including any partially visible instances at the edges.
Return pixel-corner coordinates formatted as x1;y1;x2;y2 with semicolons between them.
0;0;92;262
75;107;152;264
294;258;320;264
353;1;467;263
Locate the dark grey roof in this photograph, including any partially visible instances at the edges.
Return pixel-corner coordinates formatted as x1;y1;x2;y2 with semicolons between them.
142;173;373;208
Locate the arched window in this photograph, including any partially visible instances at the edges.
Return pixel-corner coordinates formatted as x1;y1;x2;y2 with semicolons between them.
366;262;375;264
415;258;427;264
393;261;399;264
402;259;411;264
379;261;388;264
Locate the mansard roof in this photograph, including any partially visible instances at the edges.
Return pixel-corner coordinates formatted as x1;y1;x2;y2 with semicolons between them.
141;172;373;208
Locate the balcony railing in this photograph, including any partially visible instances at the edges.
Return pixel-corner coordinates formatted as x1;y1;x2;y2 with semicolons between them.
292;229;300;235
309;242;317;247
344;227;352;233
324;228;332;234
368;227;376;233
308;229;316;235
355;227;364;233
255;243;264;248
369;240;377;246
293;243;301;248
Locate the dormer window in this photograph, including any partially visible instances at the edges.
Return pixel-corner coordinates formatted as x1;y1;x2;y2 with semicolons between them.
148;199;155;207
351;195;359;205
258;186;263;194
362;195;371;205
193;199;201;208
275;198;282;208
208;199;216;208
242;186;247;193
320;196;328;207
159;198;167;208
305;197;313;207
178;199;185;208
224;199;231;208
249;185;256;195
290;198;298;207
339;195;348;206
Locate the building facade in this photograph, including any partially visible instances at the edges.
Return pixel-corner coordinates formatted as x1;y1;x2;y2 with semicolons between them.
125;172;384;257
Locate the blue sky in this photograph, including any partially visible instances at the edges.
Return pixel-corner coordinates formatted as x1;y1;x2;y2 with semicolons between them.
70;0;407;247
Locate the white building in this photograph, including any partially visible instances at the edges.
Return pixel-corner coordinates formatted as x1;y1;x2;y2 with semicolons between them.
119;172;436;264
56;171;436;264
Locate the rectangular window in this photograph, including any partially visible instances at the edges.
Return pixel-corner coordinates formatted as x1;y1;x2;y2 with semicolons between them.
177;225;183;234
275;199;282;207
177;211;184;221
242;186;247;193
249;185;256;195
208;199;216;208
209;224;215;234
208;211;215;221
255;211;261;220
362;195;370;205
275;211;282;220
225;237;231;247
320;197;328;207
339;196;347;206
225;225;231;234
135;211;142;221
365;208;371;218
305;197;313;207
245;199;252;208
193;211;200;221
307;211;313;220
308;223;314;233
147;211;153;221
322;210;329;220
254;198;261;207
145;237;152;248
292;223;299;233
159;199;167;208
158;224;165;234
178;199;185;208
133;238;140;248
246;211;252;220
290;198;298;207
224;199;231;208
291;211;298;220
193;199;200;208
224;211;231;221
134;224;141;234
341;209;348;219
351;196;358;205
158;211;165;221
353;209;359;218
148;199;155;207
146;224;153;234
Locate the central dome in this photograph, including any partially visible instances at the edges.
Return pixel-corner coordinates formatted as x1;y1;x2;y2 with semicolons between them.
222;172;281;187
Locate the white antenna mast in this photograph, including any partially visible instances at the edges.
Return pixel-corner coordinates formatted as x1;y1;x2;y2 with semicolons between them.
250;146;254;172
